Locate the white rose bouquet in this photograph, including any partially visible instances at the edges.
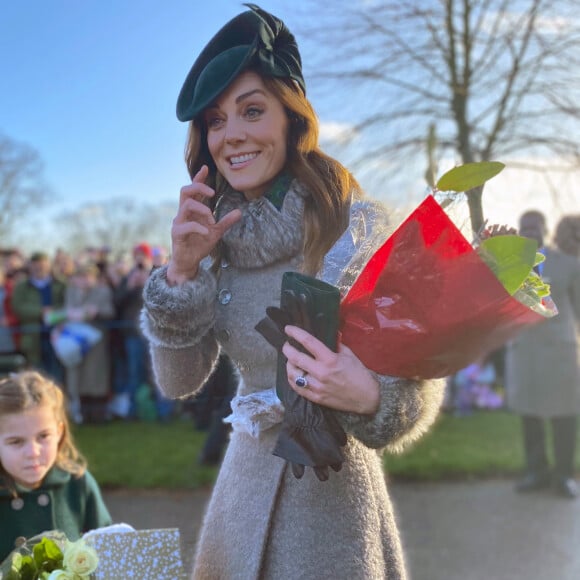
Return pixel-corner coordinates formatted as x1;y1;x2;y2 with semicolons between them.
0;532;99;580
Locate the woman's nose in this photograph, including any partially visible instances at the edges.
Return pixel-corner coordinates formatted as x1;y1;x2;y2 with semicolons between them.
224;119;246;143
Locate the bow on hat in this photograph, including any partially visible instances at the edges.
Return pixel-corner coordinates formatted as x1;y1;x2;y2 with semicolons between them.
176;4;305;122
253;5;303;87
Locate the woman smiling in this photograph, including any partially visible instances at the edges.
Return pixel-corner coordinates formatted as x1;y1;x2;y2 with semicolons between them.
141;5;444;579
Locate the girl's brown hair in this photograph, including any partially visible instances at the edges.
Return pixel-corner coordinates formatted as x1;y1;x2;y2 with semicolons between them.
185;71;364;275
0;371;86;490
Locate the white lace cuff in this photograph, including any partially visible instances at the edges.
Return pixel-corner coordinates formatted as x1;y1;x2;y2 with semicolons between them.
223;388;284;438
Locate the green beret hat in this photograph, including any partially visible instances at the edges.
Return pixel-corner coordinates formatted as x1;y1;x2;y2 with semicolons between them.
176;3;305;122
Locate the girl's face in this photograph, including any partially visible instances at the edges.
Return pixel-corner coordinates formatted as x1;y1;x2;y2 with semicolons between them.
204;70;289;200
0;406;63;489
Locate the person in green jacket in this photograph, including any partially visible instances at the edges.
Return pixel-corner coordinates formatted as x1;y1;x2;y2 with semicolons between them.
10;251;67;384
0;370;112;562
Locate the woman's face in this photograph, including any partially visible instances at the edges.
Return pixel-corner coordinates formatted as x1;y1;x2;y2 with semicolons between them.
204;71;289;200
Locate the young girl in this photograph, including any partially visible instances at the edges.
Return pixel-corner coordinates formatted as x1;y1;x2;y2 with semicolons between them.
0;370;112;562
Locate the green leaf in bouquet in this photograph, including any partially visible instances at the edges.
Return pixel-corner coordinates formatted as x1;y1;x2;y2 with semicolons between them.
33;541;46;568
3;552;24;580
32;537;63;575
521;271;551;299
4;569;22;580
534;252;546;267
10;552;23;570
478;235;537;295
40;538;62;562
16;555;36;580
436;161;505;192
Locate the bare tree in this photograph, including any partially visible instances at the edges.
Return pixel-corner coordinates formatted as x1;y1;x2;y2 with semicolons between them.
57;198;173;255
0;133;51;241
291;0;580;232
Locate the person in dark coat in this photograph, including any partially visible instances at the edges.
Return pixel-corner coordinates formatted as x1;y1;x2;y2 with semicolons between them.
10;252;66;384
506;211;580;498
110;244;154;419
192;352;238;466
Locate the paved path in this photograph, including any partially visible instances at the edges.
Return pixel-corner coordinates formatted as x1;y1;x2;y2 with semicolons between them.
104;478;580;580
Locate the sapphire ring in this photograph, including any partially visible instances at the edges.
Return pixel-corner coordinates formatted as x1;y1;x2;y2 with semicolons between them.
295;374;309;388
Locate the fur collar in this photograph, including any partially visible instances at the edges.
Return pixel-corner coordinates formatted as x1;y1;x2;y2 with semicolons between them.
214;180;308;269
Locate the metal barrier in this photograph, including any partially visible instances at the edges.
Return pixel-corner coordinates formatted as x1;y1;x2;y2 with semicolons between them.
0;320;138;377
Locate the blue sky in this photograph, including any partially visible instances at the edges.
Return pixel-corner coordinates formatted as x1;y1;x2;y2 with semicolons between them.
2;1;579;247
0;1;290;214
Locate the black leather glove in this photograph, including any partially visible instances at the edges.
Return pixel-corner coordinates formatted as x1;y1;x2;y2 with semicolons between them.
255;272;347;482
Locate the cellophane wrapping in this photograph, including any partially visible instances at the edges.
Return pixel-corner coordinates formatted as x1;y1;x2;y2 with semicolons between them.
335;195;556;379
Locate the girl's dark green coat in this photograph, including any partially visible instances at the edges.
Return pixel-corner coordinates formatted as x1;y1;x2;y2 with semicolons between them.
0;467;112;562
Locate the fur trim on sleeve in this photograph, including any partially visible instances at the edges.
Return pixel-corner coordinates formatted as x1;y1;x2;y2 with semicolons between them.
148;339;221;399
140;264;217;348
336;375;445;452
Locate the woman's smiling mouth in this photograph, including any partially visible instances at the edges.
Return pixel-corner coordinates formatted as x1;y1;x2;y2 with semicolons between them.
229;152;259;166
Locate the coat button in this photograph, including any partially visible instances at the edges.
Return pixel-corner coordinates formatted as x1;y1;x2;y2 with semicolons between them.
37;494;50;507
10;498;24;510
221;259;229;269
218;289;232;305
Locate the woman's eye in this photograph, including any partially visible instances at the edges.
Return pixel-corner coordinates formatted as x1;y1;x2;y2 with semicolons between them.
206;116;224;130
245;106;264;120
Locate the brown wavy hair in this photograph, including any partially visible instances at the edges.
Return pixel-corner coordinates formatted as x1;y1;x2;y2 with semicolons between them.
185;71;363;275
0;371;86;492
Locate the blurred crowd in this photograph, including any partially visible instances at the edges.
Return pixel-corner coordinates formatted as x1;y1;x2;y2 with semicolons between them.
0;242;176;424
1;213;577;478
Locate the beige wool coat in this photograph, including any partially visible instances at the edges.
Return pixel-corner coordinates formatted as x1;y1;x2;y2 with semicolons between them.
141;182;445;580
64;283;115;398
506;247;580;417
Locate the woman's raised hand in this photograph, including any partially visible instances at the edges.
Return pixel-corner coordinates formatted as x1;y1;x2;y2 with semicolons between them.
167;165;242;285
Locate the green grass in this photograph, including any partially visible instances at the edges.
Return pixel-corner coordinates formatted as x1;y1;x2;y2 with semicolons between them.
73;420;219;489
384;411;522;480
72;411;580;489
